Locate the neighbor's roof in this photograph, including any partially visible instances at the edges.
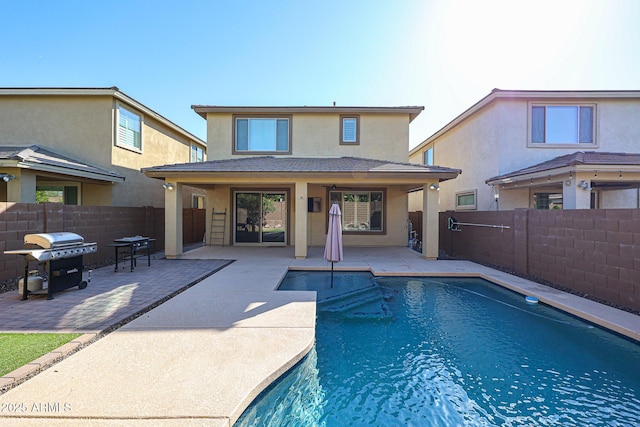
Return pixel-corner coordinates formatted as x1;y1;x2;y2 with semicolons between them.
0;145;125;183
410;89;640;155
0;87;206;147
486;151;640;184
143;156;460;181
191;105;424;123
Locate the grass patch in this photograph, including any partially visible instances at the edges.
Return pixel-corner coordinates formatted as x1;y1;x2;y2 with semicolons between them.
0;333;82;376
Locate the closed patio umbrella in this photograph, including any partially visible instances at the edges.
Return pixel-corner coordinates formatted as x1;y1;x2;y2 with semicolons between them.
324;202;343;287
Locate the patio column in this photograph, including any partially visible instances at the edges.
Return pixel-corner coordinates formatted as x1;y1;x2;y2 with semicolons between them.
422;182;439;260
294;179;308;259
6;170;36;203
165;181;183;259
563;174;591;209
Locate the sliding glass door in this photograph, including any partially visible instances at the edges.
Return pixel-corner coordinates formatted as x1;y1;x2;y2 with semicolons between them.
234;191;287;245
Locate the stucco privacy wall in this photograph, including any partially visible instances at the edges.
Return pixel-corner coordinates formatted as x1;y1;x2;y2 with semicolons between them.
205;112;410;163
437;209;640;312
0;202;205;283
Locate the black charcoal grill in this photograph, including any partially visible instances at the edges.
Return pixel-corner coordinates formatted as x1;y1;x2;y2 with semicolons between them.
5;232;97;300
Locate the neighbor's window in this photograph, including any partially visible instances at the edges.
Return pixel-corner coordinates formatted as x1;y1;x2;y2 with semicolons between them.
533;193;563;210
329;190;384;232
340;115;359;144
191;144;204;162
117;105;142;151
234;117;290;153
531;105;594;145
192;195;205;209
456;190;477;210
36;185;80;205
424;146;434;166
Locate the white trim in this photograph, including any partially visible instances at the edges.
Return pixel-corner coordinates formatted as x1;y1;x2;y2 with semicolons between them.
115;102;143;153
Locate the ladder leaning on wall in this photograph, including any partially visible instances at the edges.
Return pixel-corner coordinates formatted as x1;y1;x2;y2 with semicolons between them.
209;208;226;246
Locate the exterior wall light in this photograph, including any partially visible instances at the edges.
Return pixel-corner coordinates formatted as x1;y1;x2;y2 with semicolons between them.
162;183;175;191
578;180;592;191
429;183;440;191
1;174;16;182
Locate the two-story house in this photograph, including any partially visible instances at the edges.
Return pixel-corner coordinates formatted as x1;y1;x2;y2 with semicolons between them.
143;106;460;259
0;87;207;208
409;89;640;212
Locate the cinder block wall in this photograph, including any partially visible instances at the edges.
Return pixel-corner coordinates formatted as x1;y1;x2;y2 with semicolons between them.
0;203;205;283
436;209;640;313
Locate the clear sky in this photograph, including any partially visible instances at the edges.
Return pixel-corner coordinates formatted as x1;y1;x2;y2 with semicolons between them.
2;0;640;149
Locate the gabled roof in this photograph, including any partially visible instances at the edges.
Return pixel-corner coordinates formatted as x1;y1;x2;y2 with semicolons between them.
486;151;640;184
411;89;640;155
142;156;460;181
0;145;125;182
191;105;424;123
0;87;206;148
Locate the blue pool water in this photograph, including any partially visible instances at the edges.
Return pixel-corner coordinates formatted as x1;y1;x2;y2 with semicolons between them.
235;272;640;426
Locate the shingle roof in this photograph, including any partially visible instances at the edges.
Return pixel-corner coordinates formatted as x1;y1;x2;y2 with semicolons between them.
143;156;460;180
0;145;125;182
486;151;640;183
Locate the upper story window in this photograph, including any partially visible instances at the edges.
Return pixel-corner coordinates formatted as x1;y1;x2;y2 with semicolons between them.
234;116;291;154
117;105;142;152
530;104;595;145
423;146;434;165
340;115;359;144
191;144;204;162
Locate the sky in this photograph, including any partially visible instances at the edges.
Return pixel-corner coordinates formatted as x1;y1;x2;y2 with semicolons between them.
2;0;640;149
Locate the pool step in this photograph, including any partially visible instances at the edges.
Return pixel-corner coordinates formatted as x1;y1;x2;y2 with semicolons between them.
318;285;394;319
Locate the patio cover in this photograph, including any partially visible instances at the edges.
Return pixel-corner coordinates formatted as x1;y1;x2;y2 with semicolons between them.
0;145;125;183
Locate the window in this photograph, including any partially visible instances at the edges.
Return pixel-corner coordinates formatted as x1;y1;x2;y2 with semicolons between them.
531;105;594;145
36;184;80;205
456;190;477;210
234;117;290;153
329;190;384;233
191;144;204;162
192;195;205;209
340;115;359;144
424;146;434;166
117;105;142;151
533;193;563;210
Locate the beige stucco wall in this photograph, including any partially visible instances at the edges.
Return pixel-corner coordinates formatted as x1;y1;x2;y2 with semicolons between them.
410;97;640;211
0;94;205;208
205;112;410;163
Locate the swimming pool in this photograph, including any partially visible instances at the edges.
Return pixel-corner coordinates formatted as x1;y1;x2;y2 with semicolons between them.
235;272;640;426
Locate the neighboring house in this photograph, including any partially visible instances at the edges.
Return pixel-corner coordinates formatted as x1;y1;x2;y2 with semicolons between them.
0;87;207;208
409;89;640;212
143;106;460;259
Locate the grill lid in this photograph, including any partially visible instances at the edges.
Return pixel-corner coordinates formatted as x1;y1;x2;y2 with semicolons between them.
24;232;84;249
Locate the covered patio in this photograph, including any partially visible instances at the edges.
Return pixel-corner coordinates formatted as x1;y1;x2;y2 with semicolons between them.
143;156;460;260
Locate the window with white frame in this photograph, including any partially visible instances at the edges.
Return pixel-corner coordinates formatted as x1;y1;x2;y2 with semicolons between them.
191;144;204;162
234;117;290;153
424;146;434;166
340;115;359;144
117;105;142;151
456;190;477;210
530;104;595;145
192;195;205;209
329;190;384;232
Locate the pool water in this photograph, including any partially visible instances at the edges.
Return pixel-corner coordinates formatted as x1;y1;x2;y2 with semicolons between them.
235;272;640;426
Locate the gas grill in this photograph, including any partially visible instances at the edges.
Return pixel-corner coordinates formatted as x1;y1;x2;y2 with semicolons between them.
4;232;97;300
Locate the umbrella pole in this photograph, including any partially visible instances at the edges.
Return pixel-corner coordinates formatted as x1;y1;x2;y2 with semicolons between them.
331;261;334;288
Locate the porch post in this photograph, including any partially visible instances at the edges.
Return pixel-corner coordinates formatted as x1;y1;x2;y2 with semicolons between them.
563;174;591;209
294;179;308;259
165;181;183;259
422;182;439;260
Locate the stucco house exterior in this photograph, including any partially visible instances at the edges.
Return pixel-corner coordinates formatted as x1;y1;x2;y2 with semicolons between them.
409;89;640;212
0;87;207;208
143;106;460;259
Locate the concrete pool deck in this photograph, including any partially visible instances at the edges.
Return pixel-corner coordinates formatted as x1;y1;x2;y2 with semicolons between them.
1;246;639;426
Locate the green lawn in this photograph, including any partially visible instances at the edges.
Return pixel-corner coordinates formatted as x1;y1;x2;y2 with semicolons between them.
0;333;82;376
